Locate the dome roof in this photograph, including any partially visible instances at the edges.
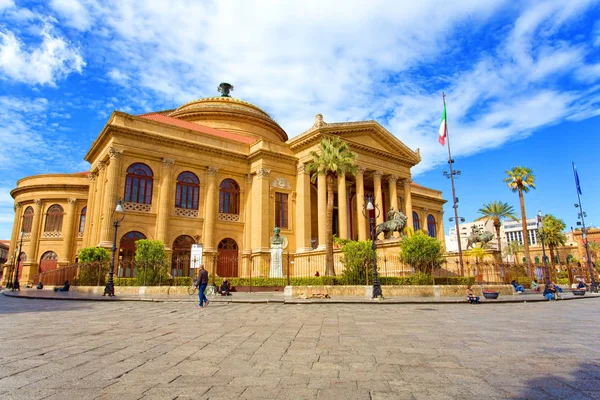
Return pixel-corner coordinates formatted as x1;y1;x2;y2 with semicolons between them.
168;96;288;142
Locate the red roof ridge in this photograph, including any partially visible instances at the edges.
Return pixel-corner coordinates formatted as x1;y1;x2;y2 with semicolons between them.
138;113;256;145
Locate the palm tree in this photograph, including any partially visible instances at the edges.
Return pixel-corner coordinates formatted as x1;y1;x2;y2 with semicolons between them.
539;214;567;266
307;136;357;276
503;241;523;264
477;201;517;256
503;166;536;267
588;241;599;265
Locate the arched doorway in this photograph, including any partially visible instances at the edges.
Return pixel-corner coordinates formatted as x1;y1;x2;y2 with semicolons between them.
39;251;58;273
119;231;146;277
171;235;195;278
217;238;238;277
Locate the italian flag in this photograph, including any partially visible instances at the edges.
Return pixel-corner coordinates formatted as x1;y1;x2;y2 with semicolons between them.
438;105;447;146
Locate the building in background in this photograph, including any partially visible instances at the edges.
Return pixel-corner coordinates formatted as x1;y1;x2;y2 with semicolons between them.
446;219;496;252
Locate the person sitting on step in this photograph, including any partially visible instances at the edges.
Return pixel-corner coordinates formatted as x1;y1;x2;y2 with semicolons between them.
219;279;232;296
466;285;480;304
511;280;525;293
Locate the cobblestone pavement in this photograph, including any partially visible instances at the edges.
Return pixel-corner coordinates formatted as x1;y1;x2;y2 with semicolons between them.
0;297;599;400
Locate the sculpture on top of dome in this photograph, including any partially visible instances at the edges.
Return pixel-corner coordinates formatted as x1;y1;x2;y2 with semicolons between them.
218;82;234;97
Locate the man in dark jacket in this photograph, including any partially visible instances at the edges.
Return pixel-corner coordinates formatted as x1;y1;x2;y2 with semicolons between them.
197;265;209;307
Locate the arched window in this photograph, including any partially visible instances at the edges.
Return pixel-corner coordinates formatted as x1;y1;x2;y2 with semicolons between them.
219;179;240;214
427;214;436;238
78;207;86;233
124;163;153;204
175;171;199;210
171;235;195;277
22;206;34;233
44;205;64;232
413;211;420;232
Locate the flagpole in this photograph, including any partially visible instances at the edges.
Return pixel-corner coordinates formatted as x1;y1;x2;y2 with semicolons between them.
443;93;465;275
572;162;597;292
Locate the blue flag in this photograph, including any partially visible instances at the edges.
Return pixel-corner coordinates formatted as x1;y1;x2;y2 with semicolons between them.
574;163;582;195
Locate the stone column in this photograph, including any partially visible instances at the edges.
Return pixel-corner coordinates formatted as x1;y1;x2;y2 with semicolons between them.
82;172;97;247
438;212;446;249
355;167;367;241
295;163;311;252
242;174;253;276
203;166;219;252
156;158;175;247
9;202;21;258
388;175;399;237
99;148;123;248
251;168;271;252
60;198;78;265
403;178;413;232
28;199;43;266
373;171;384;238
90;162;106;247
317;174;327;250
337;173;348;239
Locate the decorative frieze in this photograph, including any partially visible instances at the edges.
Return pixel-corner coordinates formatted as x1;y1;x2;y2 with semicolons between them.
23;232;31;239
42;231;62;238
175;207;199;218
218;213;240;222
271;177;291;189
123;202;152;213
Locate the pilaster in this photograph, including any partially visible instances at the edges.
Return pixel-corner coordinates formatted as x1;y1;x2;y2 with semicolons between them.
356;167;367;241
156;158;175;246
99;147;123;248
242;174;253;275
403;178;413;233
295;163;312;252
337;173;348;240
317;174;326;250
82;172;97;247
60;198;78;265
203;166;219;252
251;168;271;252
373;171;384;238
388;175;399;237
91;162;106;246
9;202;21;258
28;199;43;271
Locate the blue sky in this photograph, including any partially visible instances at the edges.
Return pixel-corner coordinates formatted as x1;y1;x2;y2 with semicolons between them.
0;0;599;239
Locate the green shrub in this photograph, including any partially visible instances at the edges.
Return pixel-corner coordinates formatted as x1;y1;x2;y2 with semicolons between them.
339;240;375;285
114;278;136;286
77;262;110;286
400;231;444;273
173;277;193;286
558;278;569;285
78;247;111;263
433;276;475;285
134;240;170;286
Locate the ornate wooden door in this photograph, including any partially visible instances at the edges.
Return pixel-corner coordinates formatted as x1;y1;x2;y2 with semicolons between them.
217;238;238;277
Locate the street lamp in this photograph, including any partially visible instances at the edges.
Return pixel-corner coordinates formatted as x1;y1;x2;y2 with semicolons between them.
537;211;551;287
12;230;24;291
103;200;125;297
362;194;383;298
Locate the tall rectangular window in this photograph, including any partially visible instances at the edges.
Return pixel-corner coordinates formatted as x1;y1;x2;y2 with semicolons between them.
275;193;288;229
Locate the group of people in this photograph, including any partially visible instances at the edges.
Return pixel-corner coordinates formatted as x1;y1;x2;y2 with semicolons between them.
195;265;234;308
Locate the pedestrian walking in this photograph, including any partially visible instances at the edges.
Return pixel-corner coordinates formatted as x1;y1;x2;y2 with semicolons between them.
197;265;209;308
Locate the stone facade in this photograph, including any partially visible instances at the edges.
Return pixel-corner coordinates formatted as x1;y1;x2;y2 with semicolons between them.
2;92;446;285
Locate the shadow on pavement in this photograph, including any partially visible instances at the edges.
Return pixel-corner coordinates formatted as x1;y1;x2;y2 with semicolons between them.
515;362;600;399
0;294;95;315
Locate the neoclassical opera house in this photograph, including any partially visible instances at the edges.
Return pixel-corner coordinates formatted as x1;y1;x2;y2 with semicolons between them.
3;85;446;284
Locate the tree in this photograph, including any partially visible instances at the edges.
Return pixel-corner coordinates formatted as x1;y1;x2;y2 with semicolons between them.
399;231;444;273
477;201;517;256
306;136;357;276
134;239;170;285
339;240;375;285
539;214;567;266
503;241;523;264
78;247;110;263
503;166;535;267
588;241;599;263
77;247;111;286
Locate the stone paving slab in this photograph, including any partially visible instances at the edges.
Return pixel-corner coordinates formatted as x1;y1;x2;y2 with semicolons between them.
3;287;598;304
1;294;600;399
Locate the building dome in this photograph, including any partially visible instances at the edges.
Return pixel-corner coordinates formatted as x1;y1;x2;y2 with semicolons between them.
168;95;288;143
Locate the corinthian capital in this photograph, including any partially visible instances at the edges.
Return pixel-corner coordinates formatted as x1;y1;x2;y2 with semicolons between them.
256;168;271;178
67;198;77;206
297;162;307;174
372;170;384;180
162;158;175;168
88;171;97;182
207;166;219;176
34;199;42;207
13;202;21;212
355;166;366;176
388;175;399;185
108;147;123;159
97;161;106;171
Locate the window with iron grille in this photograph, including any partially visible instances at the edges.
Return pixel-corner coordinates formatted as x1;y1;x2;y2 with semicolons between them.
427;214;436;238
175;171;199;210
22;206;34;233
275;192;288;229
124;163;153;204
44;204;64;232
79;207;86;233
219;179;240;214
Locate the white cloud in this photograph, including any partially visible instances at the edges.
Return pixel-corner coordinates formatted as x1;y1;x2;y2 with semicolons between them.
0;0;14;12
50;0;92;30
0;21;85;86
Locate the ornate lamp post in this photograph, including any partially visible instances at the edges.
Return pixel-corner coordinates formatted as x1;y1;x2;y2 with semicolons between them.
537;211;551;287
362;194;383;298
103;200;125;297
12;230;24;291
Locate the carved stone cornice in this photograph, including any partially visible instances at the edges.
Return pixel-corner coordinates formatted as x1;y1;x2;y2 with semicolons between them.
207;166;219;176
162;158;175;168
67;198;77;206
34;199;42;207
108;147;123;159
88;172;97;183
256;168;271;178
